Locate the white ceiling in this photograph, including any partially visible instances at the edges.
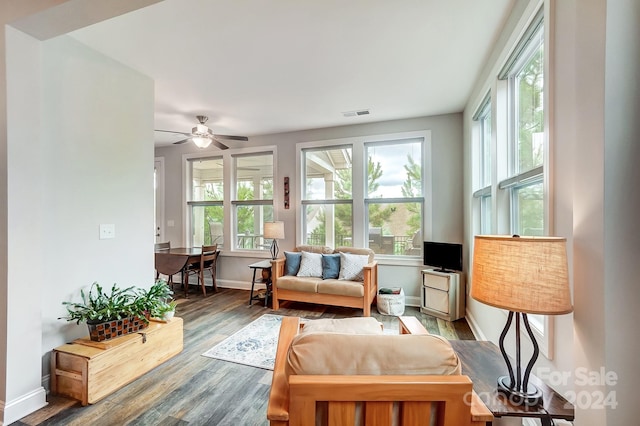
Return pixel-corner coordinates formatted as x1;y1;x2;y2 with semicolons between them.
69;0;515;147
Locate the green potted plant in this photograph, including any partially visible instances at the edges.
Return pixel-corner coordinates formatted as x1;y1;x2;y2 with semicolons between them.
61;282;147;342
155;300;178;321
133;280;174;320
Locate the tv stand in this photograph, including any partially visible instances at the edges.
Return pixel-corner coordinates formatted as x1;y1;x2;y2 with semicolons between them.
421;269;465;321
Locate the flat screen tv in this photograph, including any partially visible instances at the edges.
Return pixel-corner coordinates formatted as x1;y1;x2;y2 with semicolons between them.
423;241;463;272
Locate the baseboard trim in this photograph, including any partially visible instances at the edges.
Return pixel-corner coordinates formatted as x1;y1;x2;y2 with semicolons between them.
464;308;487;340
1;386;47;425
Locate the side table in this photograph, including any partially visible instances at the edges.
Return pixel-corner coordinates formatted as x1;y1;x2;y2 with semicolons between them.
248;259;272;307
450;340;574;426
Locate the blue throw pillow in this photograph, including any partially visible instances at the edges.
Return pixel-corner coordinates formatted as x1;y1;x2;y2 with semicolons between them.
284;251;302;276
322;253;341;279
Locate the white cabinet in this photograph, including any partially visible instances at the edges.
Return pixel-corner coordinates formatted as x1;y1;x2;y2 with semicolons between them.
420;269;465;321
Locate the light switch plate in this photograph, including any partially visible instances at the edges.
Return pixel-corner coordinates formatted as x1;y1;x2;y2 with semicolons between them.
99;224;115;239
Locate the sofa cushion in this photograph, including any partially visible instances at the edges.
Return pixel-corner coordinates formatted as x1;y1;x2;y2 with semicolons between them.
338;252;369;281
321;254;340;279
300;317;383;335
297;251;323;277
287;333;461;377
317;279;364;297
284;251;302;276
336;246;375;263
276;275;321;293
295;245;333;254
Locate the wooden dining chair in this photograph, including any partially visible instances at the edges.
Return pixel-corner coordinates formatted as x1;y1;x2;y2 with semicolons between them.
184;244;218;297
154;241;173;284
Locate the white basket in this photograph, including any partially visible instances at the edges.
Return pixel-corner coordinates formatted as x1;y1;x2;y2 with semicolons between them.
377;288;405;316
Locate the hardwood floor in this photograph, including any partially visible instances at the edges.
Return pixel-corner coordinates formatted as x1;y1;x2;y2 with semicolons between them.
14;287;475;426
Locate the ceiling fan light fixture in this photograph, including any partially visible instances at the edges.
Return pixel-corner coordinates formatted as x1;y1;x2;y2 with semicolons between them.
194;123;209;135
192;136;212;149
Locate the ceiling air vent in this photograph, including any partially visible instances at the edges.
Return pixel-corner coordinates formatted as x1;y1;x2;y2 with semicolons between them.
342;109;370;117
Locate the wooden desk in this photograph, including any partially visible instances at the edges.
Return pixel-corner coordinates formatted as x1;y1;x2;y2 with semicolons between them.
154;248;218;297
248;259;272;307
450;340;574;426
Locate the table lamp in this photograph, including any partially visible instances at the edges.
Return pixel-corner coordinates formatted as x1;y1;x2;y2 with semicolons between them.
471;235;572;406
264;221;285;259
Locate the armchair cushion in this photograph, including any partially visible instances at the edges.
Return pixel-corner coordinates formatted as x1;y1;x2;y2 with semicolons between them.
297;251;323;278
286;333;461;377
300;317;383;335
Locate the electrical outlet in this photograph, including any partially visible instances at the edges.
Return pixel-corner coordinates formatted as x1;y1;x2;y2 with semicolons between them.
99;224;115;239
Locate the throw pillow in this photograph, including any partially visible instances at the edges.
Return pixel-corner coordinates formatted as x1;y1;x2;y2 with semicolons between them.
284;251;302;276
338;252;369;281
321;253;341;279
296;251;323;278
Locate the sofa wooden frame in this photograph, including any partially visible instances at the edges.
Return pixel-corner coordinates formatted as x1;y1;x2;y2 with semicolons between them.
270;255;378;316
267;316;493;426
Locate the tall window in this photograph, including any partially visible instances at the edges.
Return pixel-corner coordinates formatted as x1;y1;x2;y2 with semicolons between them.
188;157;224;247
300;132;428;257
473;94;492;234
365;140;423;255
302;146;353;248
233;152;274;251
475;9;550;355
499;10;545;237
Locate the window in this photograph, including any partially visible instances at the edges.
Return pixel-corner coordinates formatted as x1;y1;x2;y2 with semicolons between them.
300;132;428;257
187;157;224;247
500;14;544;237
365;140;423;255
472;94;492;234
301;146;353;247
186;147;276;252
473;8;551;356
233;153;274;251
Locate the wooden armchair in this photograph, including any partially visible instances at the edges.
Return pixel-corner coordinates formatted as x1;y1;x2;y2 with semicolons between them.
267;316;493;426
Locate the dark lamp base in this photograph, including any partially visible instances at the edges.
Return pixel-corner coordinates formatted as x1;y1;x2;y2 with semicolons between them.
497;375;543;406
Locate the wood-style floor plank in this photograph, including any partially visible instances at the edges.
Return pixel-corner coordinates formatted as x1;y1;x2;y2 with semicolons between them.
13;288;474;426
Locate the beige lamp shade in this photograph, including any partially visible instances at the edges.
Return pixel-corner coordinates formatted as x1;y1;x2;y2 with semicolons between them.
471;235;573;315
264;221;285;240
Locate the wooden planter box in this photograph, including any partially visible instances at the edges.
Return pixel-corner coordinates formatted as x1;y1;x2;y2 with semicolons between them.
51;317;183;405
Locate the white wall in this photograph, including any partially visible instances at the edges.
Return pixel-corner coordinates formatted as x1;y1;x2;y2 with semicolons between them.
602;0;640;424
155;113;464;304
3;25;154;426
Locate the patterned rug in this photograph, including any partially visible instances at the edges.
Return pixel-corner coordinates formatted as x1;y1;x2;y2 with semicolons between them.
202;314;283;370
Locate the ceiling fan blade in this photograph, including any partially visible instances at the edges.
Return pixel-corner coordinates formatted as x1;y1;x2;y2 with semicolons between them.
155;129;192;137
172;138;191;145
213;134;249;141
211;138;229;150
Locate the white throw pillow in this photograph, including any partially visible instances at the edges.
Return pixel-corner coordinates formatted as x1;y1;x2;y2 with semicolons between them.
296;251;323;278
338;252;369;281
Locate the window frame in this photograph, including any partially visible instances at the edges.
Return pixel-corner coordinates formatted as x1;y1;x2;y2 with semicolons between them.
470;6;555;359
472;92;493;235
296;131;431;265
232;152;275;252
183;145;278;257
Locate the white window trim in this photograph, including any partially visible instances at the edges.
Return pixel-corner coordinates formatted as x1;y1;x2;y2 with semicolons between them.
296;130;431;266
182;145;278;257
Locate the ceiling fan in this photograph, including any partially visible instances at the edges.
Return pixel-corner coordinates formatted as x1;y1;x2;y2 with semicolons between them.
155;115;248;150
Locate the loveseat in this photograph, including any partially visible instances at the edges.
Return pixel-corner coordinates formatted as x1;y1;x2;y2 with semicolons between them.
270;245;378;316
267;316;493;426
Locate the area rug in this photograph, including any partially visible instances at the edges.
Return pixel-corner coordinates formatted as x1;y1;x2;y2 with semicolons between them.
202;314;283;370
